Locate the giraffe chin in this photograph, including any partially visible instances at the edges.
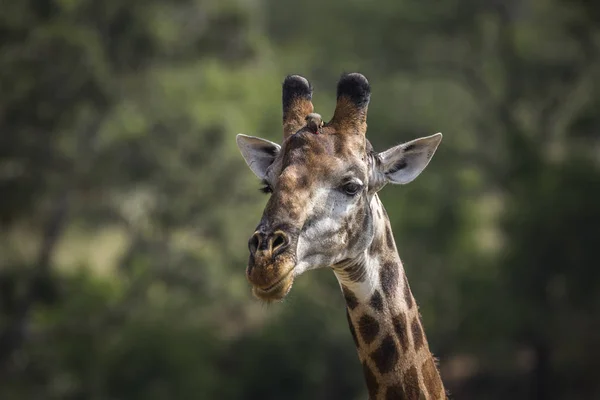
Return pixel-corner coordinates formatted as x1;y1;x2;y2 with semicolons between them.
251;268;295;302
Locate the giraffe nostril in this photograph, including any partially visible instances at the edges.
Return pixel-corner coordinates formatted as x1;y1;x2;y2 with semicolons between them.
249;230;290;258
273;235;285;250
248;232;261;255
271;231;289;256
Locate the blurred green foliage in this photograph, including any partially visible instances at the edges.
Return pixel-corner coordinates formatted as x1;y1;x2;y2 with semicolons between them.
1;0;599;399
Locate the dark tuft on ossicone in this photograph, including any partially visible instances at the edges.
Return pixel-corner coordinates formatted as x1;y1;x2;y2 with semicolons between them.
282;75;313;112
336;73;371;108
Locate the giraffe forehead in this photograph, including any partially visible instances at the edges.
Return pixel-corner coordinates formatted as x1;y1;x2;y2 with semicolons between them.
284;128;365;154
280;131;367;179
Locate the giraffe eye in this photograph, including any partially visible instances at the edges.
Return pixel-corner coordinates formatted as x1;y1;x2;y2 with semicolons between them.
342;182;361;196
259;180;273;194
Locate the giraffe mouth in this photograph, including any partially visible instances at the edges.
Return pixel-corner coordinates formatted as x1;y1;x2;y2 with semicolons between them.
252;267;295;301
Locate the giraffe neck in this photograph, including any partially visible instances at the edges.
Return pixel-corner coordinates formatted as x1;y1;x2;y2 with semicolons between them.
332;195;446;400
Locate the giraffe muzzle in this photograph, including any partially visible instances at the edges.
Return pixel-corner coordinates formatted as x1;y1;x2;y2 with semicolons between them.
246;226;298;301
248;230;290;258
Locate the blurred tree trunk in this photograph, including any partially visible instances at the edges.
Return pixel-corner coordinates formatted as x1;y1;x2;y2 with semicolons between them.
0;194;68;371
0;117;102;371
531;340;552;400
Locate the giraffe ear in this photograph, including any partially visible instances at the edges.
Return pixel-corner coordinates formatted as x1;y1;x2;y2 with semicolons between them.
236;134;281;180
376;133;442;185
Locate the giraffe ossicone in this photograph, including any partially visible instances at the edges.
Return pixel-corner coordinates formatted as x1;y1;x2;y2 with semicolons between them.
236;73;447;399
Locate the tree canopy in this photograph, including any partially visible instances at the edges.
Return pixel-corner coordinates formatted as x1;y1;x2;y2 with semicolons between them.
1;0;599;399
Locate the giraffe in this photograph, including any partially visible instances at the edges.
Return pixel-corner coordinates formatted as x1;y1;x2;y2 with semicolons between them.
236;73;446;399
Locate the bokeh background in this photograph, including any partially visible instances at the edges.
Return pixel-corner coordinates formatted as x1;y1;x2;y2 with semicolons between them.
1;0;600;399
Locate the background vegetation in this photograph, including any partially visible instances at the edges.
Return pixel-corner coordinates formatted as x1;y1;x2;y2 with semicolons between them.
1;0;599;398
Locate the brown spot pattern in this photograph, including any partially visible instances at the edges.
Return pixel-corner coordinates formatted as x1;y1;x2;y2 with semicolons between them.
404;274;414;309
348;212;371;250
402;366;421;399
370;334;398;374
385;384;405;400
346;311;359;348
342;285;358;310
411;317;424;351
380;262;399;299
358;315;380;344
369;290;384;311
296;174;309;189
392;313;410;352
362;362;379;398
422;357;444;398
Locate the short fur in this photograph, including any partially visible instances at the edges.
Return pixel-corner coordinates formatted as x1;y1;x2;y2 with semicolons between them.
236;73;446;399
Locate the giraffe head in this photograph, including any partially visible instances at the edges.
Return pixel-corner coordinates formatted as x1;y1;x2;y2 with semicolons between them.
236;73;441;301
